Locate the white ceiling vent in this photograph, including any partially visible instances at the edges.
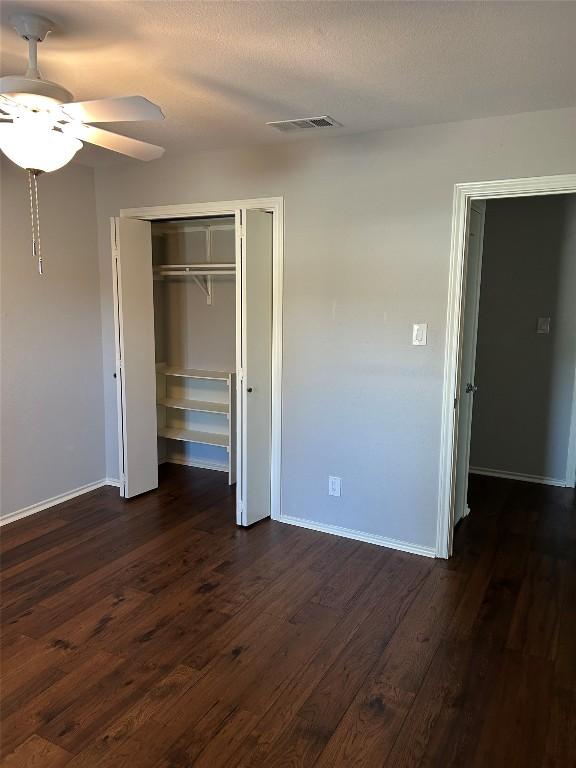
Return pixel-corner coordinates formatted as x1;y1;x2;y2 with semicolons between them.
266;115;342;132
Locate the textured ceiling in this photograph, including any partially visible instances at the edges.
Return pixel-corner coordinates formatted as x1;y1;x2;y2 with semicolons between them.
1;1;576;165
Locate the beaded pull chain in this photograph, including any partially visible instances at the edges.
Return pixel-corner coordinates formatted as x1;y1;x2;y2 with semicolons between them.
27;169;43;275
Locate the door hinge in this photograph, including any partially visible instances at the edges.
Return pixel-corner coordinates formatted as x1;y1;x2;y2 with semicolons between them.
454;396;458;409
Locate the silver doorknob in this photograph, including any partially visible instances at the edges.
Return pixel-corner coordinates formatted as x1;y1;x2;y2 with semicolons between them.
465;383;477;394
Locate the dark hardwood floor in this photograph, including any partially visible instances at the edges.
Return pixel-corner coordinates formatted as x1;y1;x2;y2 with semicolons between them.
1;465;575;767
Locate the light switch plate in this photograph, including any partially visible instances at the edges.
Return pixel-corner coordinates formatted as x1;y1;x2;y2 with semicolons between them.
412;323;428;346
328;476;342;497
537;317;551;334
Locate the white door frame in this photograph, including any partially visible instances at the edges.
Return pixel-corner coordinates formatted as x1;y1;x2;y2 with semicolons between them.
437;174;576;559
119;197;284;522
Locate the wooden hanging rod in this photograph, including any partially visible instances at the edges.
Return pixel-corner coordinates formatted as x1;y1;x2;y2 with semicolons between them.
153;263;236;277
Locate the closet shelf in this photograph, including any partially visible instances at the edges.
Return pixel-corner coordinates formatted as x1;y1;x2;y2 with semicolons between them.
157;397;229;414
158;426;229;448
157;364;232;381
155;222;235;235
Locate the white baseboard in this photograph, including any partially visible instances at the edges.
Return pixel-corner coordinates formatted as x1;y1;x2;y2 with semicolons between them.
278;515;436;558
1;479;120;526
469;467;567;488
159;457;228;473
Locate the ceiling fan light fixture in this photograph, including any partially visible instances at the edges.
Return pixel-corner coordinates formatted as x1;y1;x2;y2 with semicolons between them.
0;123;82;172
1;11;165;274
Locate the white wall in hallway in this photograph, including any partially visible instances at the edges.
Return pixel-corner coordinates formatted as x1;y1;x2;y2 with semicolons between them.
470;195;576;484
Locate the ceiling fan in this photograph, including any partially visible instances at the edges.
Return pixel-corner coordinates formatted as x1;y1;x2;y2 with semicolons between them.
0;12;166;274
0;12;165;171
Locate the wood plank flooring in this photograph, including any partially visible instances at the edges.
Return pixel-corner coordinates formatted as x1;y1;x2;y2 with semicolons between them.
1;466;575;767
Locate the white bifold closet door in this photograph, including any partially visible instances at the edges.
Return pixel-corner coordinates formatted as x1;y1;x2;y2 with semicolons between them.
111;217;158;498
237;209;273;526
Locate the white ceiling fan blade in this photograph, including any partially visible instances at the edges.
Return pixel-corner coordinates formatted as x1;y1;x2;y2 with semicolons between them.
59;96;164;124
0;95;21;115
62;123;165;161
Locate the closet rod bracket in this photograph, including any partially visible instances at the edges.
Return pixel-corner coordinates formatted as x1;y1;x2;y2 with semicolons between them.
192;275;212;304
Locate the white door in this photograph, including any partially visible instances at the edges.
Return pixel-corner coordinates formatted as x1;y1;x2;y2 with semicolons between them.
111;217;158;498
236;209;273;526
453;201;486;524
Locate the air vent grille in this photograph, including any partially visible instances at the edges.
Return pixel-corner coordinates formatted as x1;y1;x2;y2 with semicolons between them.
266;115;342;132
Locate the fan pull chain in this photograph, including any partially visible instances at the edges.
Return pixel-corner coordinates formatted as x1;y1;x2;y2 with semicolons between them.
27;169;43;275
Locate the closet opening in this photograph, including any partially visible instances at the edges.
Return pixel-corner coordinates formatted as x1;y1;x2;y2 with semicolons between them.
153;216;238;485
111;198;283;528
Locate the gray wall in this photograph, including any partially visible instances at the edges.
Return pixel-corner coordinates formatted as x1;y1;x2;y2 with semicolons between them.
153;221;236;372
95;107;576;552
1;159;105;519
470;195;576;483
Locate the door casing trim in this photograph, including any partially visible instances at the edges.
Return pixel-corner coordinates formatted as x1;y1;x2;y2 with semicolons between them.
438;175;576;558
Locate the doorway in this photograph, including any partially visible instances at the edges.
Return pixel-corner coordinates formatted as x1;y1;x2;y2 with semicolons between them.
111;198;284;527
438;175;576;558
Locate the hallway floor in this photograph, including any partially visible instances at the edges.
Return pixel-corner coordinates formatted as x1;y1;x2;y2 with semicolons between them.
1;467;574;767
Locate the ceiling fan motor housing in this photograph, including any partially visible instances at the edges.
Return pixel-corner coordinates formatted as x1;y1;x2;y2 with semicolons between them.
0;13;74;106
0;75;73;106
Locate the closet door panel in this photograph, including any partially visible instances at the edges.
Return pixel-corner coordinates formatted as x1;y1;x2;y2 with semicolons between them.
238;210;273;525
112;217;158;497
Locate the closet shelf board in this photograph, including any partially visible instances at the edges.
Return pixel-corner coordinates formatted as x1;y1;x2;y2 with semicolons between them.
157;365;231;381
158;426;229;448
157;397;229;414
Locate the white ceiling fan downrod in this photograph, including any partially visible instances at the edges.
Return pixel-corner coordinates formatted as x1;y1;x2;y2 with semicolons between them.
27;169;43;275
25;35;41;80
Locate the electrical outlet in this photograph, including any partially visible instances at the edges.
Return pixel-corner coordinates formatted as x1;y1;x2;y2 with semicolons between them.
328;476;342;497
